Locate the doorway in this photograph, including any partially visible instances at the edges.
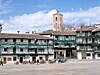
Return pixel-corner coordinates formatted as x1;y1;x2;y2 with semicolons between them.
3;57;7;64
66;51;71;57
19;57;23;63
32;57;36;63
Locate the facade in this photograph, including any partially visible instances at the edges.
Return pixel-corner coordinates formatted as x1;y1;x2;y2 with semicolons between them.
76;26;94;59
0;11;100;65
92;27;100;59
76;26;100;59
40;29;76;59
0;33;54;64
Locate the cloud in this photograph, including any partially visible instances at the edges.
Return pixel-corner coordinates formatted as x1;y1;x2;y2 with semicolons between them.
2;9;57;33
1;6;100;33
0;0;12;14
63;6;100;24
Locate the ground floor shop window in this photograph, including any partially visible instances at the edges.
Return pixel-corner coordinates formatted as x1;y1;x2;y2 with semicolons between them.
7;58;12;61
98;54;100;57
86;53;91;56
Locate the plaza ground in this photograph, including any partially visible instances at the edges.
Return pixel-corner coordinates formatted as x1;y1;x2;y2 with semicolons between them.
0;59;100;75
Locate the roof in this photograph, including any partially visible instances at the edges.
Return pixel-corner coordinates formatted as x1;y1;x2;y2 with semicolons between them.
53;11;63;16
0;33;52;40
77;26;95;32
39;29;76;36
39;30;53;35
53;31;76;35
92;27;100;32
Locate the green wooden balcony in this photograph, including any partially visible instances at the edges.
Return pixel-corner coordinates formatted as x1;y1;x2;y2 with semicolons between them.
0;44;53;48
54;40;76;45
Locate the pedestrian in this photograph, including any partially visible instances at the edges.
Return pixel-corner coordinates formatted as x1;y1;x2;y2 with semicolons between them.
37;59;39;64
1;59;3;66
0;59;1;66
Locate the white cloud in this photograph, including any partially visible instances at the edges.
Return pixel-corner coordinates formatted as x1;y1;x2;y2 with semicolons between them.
1;6;100;33
63;6;100;24
2;9;57;33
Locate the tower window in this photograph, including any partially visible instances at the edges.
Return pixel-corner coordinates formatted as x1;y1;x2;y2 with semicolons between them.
56;17;57;21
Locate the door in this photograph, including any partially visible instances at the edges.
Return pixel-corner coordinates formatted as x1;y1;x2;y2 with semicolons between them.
3;57;7;64
19;57;23;63
82;51;86;59
32;57;36;63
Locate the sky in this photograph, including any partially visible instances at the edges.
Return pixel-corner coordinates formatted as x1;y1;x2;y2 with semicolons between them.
0;0;100;33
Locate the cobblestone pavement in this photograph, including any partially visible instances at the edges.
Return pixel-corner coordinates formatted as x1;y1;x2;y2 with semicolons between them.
0;60;100;75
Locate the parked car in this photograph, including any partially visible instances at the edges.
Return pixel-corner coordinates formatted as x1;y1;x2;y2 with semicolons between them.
58;58;67;63
48;59;56;64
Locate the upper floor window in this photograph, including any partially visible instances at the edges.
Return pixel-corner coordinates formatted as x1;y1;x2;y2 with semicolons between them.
28;39;31;43
55;36;58;39
66;36;68;38
5;39;8;42
13;39;16;42
38;49;44;52
44;40;46;43
21;39;23;42
4;48;7;52
20;49;23;52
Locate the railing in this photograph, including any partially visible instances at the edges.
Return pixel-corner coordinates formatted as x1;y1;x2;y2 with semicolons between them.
0;43;53;48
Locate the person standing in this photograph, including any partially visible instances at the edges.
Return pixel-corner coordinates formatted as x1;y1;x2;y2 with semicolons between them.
1;59;3;66
37;59;39;64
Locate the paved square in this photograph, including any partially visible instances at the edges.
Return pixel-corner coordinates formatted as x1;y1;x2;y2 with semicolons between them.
0;60;100;75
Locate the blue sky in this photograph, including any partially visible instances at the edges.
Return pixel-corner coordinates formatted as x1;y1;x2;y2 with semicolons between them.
0;0;100;33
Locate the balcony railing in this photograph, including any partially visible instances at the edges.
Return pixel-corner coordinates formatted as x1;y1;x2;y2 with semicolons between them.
0;44;53;48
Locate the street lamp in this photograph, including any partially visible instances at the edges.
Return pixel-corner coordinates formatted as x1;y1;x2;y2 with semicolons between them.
0;23;2;59
0;24;2;33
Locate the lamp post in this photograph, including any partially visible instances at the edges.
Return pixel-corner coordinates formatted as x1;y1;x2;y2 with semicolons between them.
0;24;2;33
0;24;2;59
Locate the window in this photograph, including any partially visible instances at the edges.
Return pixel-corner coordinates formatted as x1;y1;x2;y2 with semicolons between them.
55;36;58;39
56;17;57;21
89;38;91;41
5;39;8;42
20;49;23;52
98;54;100;57
39;57;43;60
4;48;7;52
21;39;23;42
13;39;16;42
28;48;35;52
44;40;46;43
8;58;12;61
55;43;58;45
28;39;31;43
38;49;44;52
66;36;68;38
86;53;91;56
13;57;16;61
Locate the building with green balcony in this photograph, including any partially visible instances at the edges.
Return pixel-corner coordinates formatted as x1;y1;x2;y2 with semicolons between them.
40;29;76;59
0;33;54;64
76;26;100;59
76;26;94;59
92;27;100;59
